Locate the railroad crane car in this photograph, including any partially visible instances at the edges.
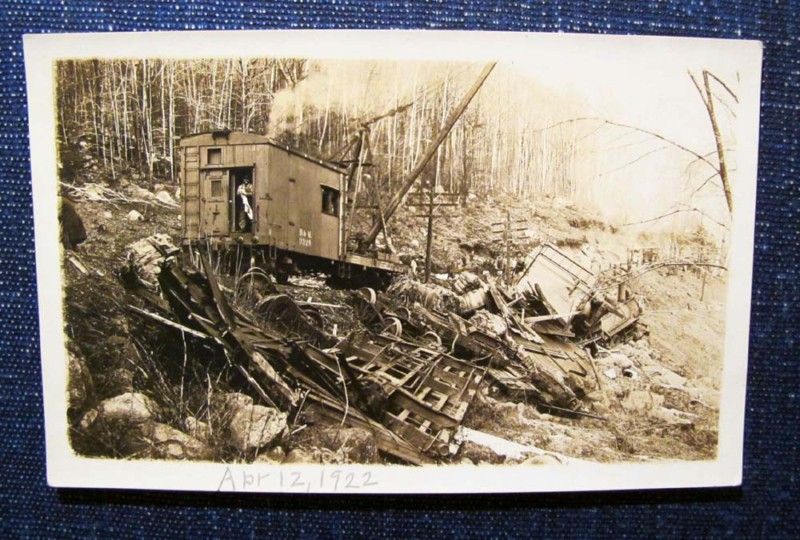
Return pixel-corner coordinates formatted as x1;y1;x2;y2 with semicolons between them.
179;130;402;283
178;62;495;285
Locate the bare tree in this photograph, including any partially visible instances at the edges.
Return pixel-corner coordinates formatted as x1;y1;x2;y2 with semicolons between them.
689;69;736;213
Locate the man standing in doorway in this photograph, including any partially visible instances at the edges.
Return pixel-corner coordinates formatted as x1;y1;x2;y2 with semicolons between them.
237;175;254;232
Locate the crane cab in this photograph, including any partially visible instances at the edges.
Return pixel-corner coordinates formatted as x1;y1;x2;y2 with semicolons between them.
179;130;402;281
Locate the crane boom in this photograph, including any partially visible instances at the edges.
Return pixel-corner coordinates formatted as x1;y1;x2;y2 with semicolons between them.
361;62;496;249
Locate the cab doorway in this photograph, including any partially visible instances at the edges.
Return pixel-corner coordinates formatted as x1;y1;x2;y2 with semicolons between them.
231;167;255;233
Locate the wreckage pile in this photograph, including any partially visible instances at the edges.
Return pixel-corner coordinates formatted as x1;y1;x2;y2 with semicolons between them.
59;177;722;465
112;234;671;465
121;238;481;464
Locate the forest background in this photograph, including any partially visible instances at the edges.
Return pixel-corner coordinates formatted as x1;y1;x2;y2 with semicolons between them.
54;56;738;242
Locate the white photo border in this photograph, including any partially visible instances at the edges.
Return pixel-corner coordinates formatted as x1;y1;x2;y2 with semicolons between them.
24;29;762;493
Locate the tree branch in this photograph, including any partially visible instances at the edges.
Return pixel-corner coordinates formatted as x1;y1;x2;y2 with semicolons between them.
688;70;734;213
532;116;718;171
623;207;728;229
705;70;739;103
598;144;669;177
690;171;722;196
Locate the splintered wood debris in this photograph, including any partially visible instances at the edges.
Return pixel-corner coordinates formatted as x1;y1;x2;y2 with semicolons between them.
121;236;663;465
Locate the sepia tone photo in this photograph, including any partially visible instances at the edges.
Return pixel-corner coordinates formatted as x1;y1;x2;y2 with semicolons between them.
26;31;761;492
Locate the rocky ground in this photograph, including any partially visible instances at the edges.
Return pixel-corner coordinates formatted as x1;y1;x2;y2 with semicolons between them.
62;179;727;465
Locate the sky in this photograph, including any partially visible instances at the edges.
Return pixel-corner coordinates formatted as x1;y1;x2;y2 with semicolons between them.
267;33;757;236
510;38;739;150
501;36;748;233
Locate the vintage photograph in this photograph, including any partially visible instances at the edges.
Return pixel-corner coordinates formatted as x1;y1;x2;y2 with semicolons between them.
26;31;761;491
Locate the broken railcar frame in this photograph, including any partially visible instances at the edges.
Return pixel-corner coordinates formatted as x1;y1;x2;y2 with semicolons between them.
123;245;488;464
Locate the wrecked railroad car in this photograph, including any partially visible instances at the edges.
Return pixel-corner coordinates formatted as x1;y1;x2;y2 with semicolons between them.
179;130;403;282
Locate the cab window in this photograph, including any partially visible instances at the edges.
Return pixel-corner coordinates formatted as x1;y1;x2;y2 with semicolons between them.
321;186;339;217
207;148;222;165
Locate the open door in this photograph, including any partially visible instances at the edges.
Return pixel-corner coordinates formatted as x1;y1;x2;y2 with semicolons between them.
201;169;230;236
231;167;255;234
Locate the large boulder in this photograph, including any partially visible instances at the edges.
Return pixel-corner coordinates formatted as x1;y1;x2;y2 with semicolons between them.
208;392;288;453
228;404;287;452
123;234;178;288
210;392;254;417
142;422;212;460
154;190;176;206
95;392;158;424
78;392;159;455
184;416;212;442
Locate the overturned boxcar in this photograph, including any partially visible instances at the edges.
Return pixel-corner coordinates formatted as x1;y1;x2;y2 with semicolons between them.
179;130;402;282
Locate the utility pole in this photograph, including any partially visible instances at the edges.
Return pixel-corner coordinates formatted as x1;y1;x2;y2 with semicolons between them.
700;269;707;301
490;211;530;286
504;209;511;285
424;187;436;283
408;187;459;283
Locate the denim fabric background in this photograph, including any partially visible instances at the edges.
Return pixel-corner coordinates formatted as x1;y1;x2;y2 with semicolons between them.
1;1;798;537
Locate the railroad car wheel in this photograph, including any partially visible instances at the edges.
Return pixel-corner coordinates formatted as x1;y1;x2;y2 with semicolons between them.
422;330;443;349
235;267;276;301
351;287;383;328
380;316;403;337
300;305;325;328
